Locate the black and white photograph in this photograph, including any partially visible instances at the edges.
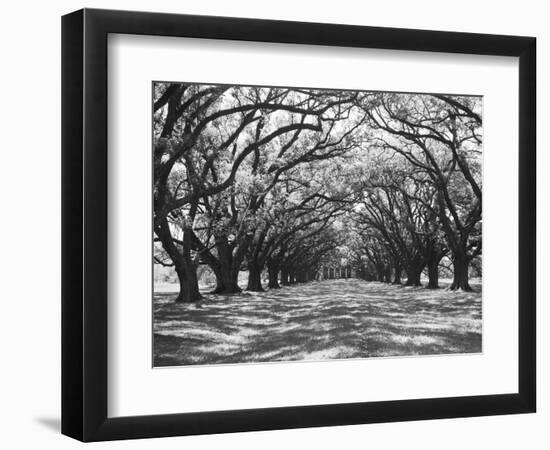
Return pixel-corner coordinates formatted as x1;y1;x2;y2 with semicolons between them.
0;0;543;447
153;82;483;367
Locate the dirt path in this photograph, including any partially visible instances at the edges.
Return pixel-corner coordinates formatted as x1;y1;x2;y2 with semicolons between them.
153;279;481;366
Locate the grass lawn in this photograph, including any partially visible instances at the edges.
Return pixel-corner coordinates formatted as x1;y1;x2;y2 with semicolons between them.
153;279;482;366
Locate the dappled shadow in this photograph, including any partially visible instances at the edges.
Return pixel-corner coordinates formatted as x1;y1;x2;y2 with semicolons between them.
153;279;481;366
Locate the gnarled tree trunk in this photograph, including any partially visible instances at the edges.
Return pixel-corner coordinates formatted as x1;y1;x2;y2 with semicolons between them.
212;264;241;294
155;218;202;303
246;258;264;292
210;236;243;294
405;262;424;287
174;260;202;303
450;252;472;291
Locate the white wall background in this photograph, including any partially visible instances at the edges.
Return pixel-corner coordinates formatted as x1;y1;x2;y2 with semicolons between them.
0;1;546;448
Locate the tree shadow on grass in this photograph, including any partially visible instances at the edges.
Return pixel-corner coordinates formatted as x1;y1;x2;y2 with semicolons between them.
153;279;482;366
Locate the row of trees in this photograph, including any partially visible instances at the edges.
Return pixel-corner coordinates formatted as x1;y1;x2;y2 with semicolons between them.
153;83;482;302
348;92;482;290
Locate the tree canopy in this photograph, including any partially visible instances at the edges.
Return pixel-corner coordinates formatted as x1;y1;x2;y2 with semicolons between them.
153;83;482;302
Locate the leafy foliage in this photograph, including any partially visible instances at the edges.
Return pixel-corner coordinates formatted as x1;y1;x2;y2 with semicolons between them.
152;83;482;301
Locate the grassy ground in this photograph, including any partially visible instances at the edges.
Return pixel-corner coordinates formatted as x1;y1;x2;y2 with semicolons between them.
153;279;481;366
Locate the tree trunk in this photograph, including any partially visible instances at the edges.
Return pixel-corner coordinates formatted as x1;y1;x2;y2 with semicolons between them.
246;259;264;292
155;218;202;303
174;260;202;303
209;231;255;294
384;265;392;283
393;261;402;284
450;253;472;291
405;264;423;287
296;270;307;283
267;261;280;289
210;238;242;294
376;265;385;282
280;267;290;286
289;271;296;284
427;259;440;289
212;264;241;294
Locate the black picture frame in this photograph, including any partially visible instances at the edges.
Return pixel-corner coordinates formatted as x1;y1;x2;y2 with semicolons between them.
61;8;536;442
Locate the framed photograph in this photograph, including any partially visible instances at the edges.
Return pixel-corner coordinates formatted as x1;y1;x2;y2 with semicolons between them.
61;8;536;442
